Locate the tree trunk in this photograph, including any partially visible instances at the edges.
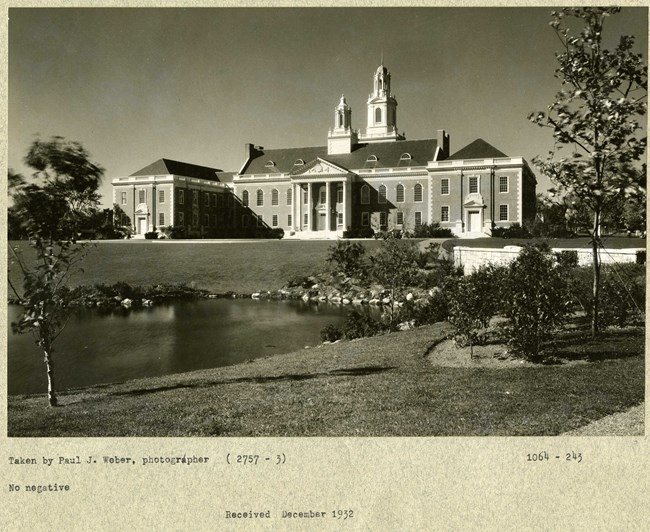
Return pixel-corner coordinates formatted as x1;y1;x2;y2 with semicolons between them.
43;342;58;407
591;213;601;338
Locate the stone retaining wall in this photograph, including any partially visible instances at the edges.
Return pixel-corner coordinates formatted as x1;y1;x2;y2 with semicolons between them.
454;245;644;275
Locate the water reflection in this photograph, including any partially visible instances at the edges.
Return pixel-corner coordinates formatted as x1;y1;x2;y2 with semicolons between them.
7;299;373;395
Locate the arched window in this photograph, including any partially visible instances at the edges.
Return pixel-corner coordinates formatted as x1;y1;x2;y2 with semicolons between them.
414;183;423;202
375;107;382;124
256;189;264;207
378;185;387;204
366;155;378;162
294;159;304;166
271;189;279;206
360;185;370;205
265;160;275;168
400;153;412;160
286;188;292;206
242;190;249;207
396;184;405;203
338;114;343;127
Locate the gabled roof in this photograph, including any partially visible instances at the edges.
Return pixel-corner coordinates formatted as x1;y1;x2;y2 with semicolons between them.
240;138;438;175
447;138;508;161
131;158;223;181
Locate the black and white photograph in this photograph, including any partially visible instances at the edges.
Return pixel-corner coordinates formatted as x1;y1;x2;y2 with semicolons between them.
2;3;648;529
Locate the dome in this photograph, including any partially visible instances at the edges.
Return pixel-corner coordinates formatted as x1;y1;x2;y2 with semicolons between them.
376;64;388;75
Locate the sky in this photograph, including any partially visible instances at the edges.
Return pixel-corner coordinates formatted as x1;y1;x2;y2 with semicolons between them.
8;6;648;207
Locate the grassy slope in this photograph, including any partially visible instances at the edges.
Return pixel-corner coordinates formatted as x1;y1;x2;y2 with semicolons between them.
8;324;644;437
8;240;383;294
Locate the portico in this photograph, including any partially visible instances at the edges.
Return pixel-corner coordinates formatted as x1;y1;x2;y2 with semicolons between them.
289;159;353;238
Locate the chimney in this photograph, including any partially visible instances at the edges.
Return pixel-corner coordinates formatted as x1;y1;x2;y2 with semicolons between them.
437;129;450;159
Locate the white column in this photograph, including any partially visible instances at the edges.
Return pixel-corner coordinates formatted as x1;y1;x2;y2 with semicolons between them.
325;181;331;233
342;181;348;231
292;183;298;231
307;182;313;231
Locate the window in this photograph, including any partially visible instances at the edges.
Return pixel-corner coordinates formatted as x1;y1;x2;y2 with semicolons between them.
469;176;479;194
400;153;412;160
360;185;370;205
138;190;145;204
257;215;264;227
441;206;449;222
303;188;308;204
204;214;209;226
217;194;224;208
256;189;264;207
211;194;216;207
272;214;278;227
178;190;185;205
192;213;199;226
178;212;185;225
204;192;210;206
294;159;304;166
319;188;326;205
242;215;249;228
158;190;164;203
414;183;423;202
337;187;343;204
272;189;279;206
499;204;509;221
193;190;199;206
396;211;404;225
212;215;217;227
287;188;292;206
375;107;382;123
378;185;387;204
366;155;378;162
499;176;509;193
159;213;165;226
303;213;308;226
441;178;449;195
287;214;292;226
361;212;370;226
396;184;405;203
337;212;343;226
121;191;127;205
415;212;422;226
265;160;275;168
242;190;249;206
379;212;387;227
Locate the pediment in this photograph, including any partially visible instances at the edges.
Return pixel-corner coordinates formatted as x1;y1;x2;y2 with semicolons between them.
463;193;485;208
290;157;350;176
135;203;149;215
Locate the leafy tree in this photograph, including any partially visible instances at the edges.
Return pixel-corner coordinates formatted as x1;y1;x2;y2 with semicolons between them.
446;265;502;358
9;137;103;407
326;239;367;277
501;245;573;360
369;238;419;328
529;7;647;336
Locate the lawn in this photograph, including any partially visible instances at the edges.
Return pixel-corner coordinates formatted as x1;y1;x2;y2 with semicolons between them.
7;239;384;294
7;323;644;437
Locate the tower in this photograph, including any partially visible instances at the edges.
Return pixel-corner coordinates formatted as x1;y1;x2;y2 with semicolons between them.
327;95;358;154
359;63;404;143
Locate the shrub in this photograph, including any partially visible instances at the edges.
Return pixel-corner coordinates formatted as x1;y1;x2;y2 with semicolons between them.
636;250;646;264
406;290;450;326
343;227;375;238
491;223;532;239
500;245;572;359
267;228;285;239
412;222;455;238
144;231;158;239
343;310;382;339
446;265;502;357
326;240;367;277
374;229;402;240
554;250;579;269
161;225;187;239
320;324;343;343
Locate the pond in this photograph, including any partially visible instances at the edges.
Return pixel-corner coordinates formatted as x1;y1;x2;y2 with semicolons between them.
7;299;368;396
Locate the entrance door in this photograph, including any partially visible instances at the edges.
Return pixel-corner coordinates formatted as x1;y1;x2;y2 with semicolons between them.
139;218;147;235
467;210;481;233
318;213;326;231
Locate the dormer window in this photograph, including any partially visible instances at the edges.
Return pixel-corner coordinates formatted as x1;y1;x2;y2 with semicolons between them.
366;155;378;162
265;160;275;168
294;159;305;166
400;153;412;160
